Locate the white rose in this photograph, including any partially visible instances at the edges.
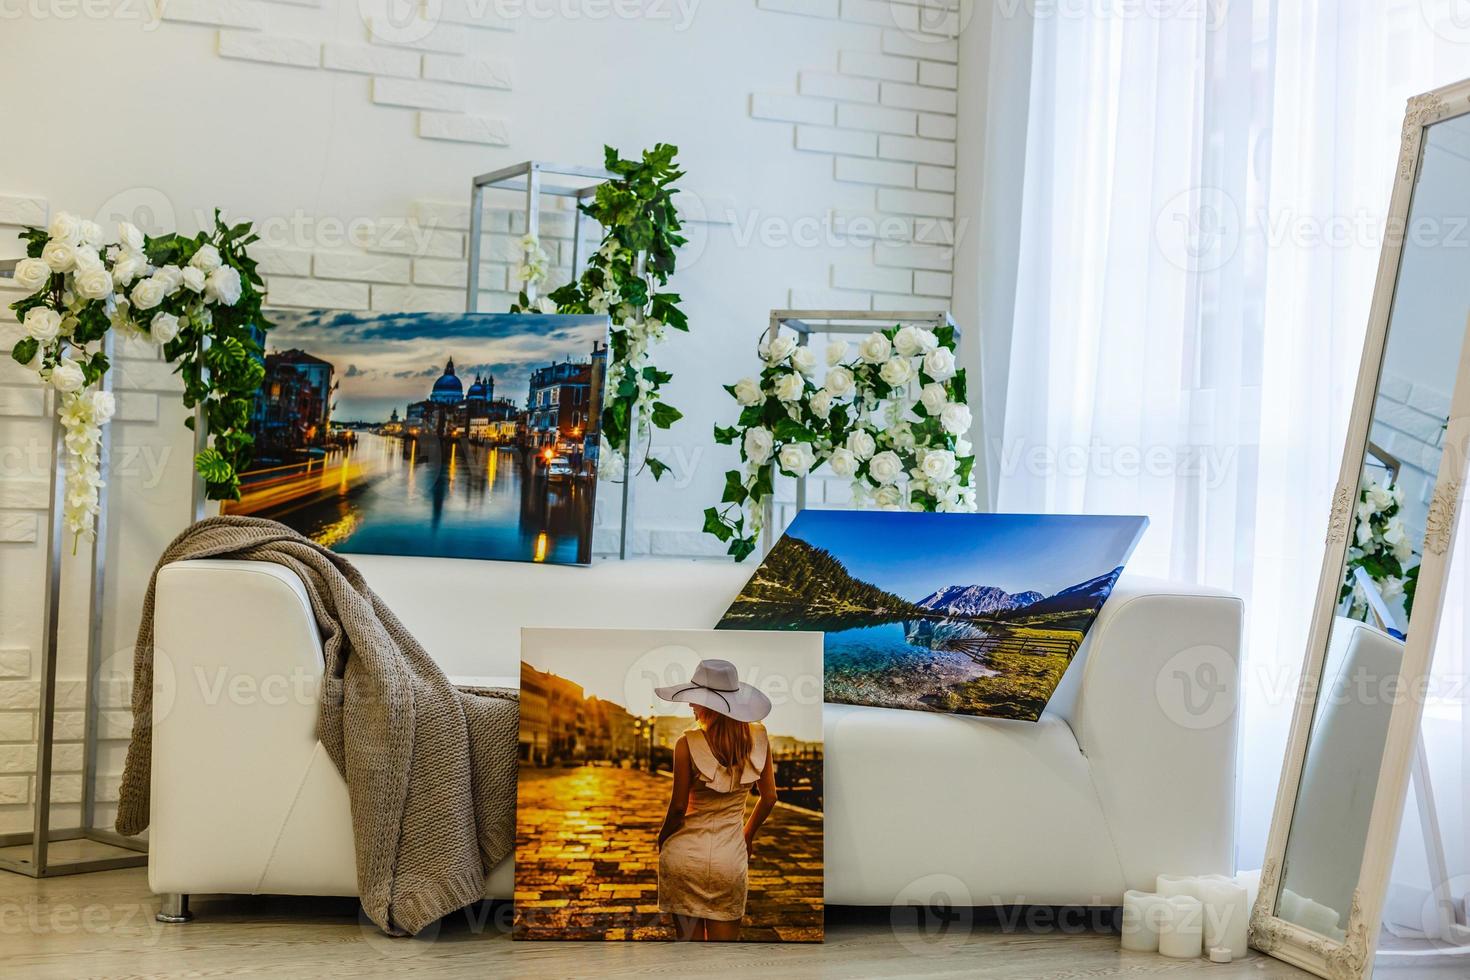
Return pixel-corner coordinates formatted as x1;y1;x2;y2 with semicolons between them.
923;347;957;381
111;251;145;288
940;402;972;435
773;371;805;403
810;390;833;419
189;244;222;273
24;307;62;342
893;325;939;357
73;265;113;301
181;266;206;293
920;382;948;416
888;422;917;452
826;340;849;367
205;265;242;306
50;358;85;393
130;277;167;311
880;355;916;387
763;334;797;364
744;427;774;465
87;389;116;423
118;222;145;252
12;257;50;291
41;240;78;273
154;264;184;291
824;365;855;398
47;212;82;245
869;450;904;486
1382;517;1405;545
1355;518;1374;546
150;312;181;344
732;377;763;406
875;484;904;509
72;246;104;272
79;220;104;247
921;449;958;483
778;441;816;477
955;437;973;457
858;331;892;364
846;429;876;461
791;345;818;377
827;447;857;478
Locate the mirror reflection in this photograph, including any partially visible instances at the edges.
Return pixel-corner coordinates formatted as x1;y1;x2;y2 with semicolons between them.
1278;111;1470;940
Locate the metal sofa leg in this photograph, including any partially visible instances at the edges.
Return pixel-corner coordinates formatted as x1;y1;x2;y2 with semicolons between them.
156;894;193;923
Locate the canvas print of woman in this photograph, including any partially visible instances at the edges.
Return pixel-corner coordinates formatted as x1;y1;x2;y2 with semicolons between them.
513;627;823;943
654;660;778;942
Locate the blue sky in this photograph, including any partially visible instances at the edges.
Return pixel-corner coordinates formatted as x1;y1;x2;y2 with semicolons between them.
785;511;1148;600
262;310;609;422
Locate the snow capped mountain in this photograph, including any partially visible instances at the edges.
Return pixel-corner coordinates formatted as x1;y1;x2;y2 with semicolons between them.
917;584;1042;617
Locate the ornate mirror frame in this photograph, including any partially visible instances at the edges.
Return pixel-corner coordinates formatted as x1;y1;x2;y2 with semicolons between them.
1250;78;1470;979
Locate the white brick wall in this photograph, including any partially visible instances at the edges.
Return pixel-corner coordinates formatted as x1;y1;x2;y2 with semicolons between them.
1370;370;1453;547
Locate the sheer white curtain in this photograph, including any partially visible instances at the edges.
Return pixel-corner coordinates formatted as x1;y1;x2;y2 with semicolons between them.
1000;0;1470;870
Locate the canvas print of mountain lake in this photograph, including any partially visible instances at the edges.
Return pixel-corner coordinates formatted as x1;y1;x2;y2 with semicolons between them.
717;511;1148;722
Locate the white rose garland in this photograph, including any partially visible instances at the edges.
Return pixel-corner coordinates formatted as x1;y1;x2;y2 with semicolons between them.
707;324;978;560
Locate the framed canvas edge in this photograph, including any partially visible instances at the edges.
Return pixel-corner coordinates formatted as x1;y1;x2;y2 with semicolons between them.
1250;78;1470;980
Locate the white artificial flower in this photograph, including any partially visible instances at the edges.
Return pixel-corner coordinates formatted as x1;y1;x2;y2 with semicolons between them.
858;331;892;364
131;277;167;311
875;484;903;508
48;212;83;246
732;377;763;406
118;222;145;252
773;371;805;403
150;312;180;344
1355;518;1374;546
920;382;948;416
921;449;958;483
1366;483;1394;513
810;389;833;419
827;447;858;478
189;243;222;273
887;421;917;452
1392;536;1413;563
111;250;145;288
13;257;51;292
50;358;85;392
940;402;972;435
763;334;798;365
778;441;816;476
205;265;243;306
74;265;113;301
41;240;79;273
744;427;775;465
154;264;184;291
846;428;876;461
880;355;916;387
79;220;104;247
824;365;855;398
24;307;62;342
87;389;116;422
181;266;206;293
791;345;818;377
955;437;973;457
826;340;849;367
923;347;957;382
1382;517;1406;546
893;325;938;358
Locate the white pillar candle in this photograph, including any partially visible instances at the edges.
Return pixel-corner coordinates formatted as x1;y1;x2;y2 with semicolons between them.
1120;890;1168;952
1198;876;1249;961
1156;874;1200;899
1157;895;1204;959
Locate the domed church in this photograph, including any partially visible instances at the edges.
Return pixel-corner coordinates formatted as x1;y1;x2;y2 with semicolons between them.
404;357;515;440
429;357;465;405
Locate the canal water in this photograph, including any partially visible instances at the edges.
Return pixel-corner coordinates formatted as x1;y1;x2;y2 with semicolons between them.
233;431;595;564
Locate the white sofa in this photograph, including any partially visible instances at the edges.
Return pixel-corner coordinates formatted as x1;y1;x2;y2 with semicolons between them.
146;555;1242;917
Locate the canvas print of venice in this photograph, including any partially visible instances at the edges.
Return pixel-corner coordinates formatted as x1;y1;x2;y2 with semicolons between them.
221;310;610;565
717;511;1148;721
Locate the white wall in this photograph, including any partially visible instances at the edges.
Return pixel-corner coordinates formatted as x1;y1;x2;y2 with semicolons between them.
0;1;963;836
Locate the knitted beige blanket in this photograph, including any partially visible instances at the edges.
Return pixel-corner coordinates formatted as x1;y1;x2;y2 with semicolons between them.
115;516;519;936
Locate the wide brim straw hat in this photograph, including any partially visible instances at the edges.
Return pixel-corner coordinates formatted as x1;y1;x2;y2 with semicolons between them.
654;658;772;723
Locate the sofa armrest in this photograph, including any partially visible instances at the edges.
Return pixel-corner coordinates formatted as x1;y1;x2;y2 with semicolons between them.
150;559;357;897
1050;575;1244;889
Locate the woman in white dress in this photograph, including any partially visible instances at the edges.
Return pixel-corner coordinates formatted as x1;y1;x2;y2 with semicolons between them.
654;659;778;942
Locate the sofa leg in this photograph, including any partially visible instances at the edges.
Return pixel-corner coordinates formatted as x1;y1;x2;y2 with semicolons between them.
156;894;193;923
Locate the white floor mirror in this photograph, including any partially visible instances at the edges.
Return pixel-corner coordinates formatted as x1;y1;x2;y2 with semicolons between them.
1250;78;1470;979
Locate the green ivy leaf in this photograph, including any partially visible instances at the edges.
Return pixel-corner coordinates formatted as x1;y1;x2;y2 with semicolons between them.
647;457;671;481
10;337;38;367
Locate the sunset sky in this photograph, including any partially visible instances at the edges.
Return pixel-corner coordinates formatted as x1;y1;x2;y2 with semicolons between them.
262;310;610;422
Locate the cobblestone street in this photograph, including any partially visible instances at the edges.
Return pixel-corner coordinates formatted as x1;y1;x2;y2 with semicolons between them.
513;765;823;942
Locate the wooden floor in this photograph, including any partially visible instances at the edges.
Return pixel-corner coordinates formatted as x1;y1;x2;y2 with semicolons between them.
0;867;1331;979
